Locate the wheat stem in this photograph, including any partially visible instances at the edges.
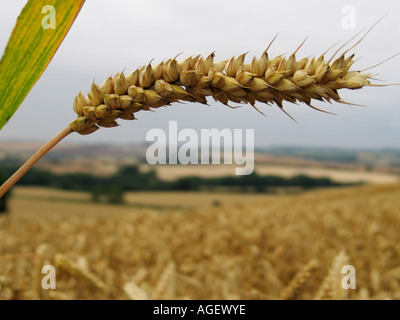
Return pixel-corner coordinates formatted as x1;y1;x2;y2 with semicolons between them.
0;125;73;198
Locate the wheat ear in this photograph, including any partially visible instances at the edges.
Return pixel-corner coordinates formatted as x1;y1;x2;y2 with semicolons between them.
69;49;373;134
0;34;388;197
280;259;319;300
55;254;107;291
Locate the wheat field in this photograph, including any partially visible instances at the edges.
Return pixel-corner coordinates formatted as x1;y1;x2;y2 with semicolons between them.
1;183;400;300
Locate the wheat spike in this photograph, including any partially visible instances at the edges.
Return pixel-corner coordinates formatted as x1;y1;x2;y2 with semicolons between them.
55;254;107;291
69;39;377;135
315;251;349;300
0;32;392;198
152;262;176;299
280;259;319;300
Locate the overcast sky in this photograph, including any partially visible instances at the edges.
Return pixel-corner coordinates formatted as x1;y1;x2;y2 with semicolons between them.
0;0;399;148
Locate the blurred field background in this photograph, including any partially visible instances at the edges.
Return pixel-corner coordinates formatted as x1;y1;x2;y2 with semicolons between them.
1;143;400;300
1;0;400;301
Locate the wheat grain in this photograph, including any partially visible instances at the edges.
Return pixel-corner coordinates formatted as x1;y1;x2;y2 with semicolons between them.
69;40;376;134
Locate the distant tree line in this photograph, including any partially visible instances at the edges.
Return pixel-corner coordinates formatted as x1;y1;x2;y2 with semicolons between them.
170;172;347;192
0;165;354;207
0;165;163;205
0;165;162;190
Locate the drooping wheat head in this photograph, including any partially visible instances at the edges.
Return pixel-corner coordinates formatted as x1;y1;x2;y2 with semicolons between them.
69;35;380;135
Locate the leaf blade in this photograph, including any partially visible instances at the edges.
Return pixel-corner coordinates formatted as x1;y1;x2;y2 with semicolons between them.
0;0;85;130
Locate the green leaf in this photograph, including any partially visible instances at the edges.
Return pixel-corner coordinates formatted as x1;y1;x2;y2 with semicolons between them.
0;0;85;130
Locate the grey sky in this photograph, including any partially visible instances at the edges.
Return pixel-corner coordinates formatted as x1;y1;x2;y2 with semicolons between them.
0;0;399;148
